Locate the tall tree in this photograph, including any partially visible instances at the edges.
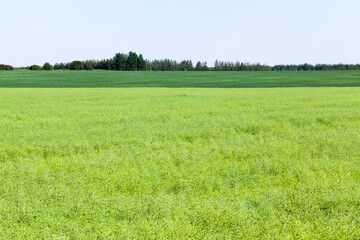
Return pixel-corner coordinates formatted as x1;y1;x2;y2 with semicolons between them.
201;62;208;71
113;53;127;71
195;61;202;71
137;54;146;71
42;62;52;70
214;60;220;71
85;61;94;70
69;61;84;70
126;51;138;71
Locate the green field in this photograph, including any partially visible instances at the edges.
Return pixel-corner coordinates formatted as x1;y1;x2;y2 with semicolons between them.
1;88;360;239
1;70;360;88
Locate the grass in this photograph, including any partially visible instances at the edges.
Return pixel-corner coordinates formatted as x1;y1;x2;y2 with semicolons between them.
1;88;360;239
1;70;360;88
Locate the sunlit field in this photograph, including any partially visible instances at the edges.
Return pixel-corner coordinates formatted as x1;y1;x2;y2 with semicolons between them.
1;88;360;239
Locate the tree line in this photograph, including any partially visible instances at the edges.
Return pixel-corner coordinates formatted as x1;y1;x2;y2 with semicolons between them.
52;52;147;71
2;51;360;71
0;64;14;70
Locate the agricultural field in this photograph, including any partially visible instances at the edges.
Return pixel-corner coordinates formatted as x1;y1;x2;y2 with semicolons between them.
1;87;360;239
1;70;360;88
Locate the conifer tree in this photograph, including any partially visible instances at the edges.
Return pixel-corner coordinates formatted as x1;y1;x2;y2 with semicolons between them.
195;61;202;71
126;51;138;71
137;54;146;71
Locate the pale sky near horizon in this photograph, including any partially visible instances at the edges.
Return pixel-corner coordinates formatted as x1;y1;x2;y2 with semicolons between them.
1;0;359;67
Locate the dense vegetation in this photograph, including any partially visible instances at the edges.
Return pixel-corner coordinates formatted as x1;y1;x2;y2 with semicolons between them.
1;88;359;238
11;51;360;72
0;64;13;70
1;70;360;88
52;55;360;72
69;61;84;70
29;65;42;71
42;62;53;71
52;52;147;71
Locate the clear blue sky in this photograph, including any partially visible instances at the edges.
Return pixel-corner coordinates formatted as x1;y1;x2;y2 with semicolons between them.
1;0;359;67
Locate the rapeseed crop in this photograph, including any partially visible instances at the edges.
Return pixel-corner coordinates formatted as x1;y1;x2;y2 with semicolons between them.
0;88;359;239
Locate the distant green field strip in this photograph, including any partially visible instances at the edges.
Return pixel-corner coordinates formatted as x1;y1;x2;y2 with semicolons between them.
1;70;360;87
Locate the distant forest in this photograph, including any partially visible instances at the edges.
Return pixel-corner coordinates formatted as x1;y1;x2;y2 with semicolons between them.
2;52;360;71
